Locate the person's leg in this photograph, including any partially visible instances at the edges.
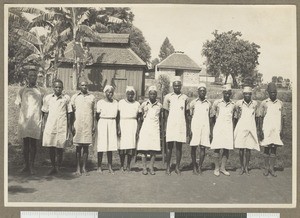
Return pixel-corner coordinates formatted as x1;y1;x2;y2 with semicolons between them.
141;151;148;175
166;142;173;175
220;149;230;176
198;146;206;174
29;138;37;175
175;142;182;175
75;146;82;175
21;138;30;172
97;152;103;173
269;145;277;177
82;146;89;175
239;149;245;175
48;147;57;175
191;146;197;175
263;147;270;176
56;148;63;172
213;149;220;176
119;151;125;172
107;151;114;174
149;151;156;175
245;149;251;175
126;150;132;172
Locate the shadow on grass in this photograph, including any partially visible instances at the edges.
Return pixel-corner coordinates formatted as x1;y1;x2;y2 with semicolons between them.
8;185;36;195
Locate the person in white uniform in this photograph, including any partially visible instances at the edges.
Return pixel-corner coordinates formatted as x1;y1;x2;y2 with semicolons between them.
42;79;72;175
189;83;212;175
15;71;45;175
137;86;163;175
96;85;119;174
71;81;95;176
259;82;285;177
163;78;189;175
234;86;260;175
118;86;141;172
210;84;235;177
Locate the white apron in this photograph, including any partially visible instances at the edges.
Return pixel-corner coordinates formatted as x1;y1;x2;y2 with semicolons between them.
190;101;210;147
234;105;260;150
210;104;234;149
261;103;283;146
166;97;187;143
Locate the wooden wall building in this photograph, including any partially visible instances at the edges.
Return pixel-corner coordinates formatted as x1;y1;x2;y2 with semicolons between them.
57;33;147;96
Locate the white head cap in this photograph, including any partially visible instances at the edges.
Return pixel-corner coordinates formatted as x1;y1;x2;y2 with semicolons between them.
243;86;252;93
223;84;232;91
126;86;136;94
173;76;182;83
103;85;114;93
148;86;157;92
198;83;206;90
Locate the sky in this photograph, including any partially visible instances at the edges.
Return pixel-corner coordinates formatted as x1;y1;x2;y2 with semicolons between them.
130;5;296;82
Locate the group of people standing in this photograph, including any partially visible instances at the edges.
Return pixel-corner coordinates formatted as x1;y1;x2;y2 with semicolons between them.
15;71;285;178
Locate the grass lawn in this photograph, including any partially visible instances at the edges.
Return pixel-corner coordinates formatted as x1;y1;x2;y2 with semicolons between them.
7;85;293;172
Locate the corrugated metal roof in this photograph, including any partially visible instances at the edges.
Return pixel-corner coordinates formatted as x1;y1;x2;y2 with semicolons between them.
61;45;146;66
83;33;129;44
157;52;201;71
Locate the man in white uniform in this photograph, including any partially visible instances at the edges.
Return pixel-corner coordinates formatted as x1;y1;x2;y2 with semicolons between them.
163;78;189;175
259;82;285;177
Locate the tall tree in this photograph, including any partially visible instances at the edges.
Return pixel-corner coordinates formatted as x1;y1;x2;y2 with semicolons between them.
159;37;175;61
202;30;260;87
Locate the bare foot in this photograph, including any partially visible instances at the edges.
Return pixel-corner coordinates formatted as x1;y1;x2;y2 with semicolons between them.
165;168;171;176
48;168;58;175
175;168;181;175
97;168;103;174
192;167;198;175
108;168;114;175
245;168;250;176
120;167;126;173
82;169;89;176
239;168;245;175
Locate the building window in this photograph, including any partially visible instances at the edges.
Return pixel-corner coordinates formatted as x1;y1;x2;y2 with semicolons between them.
115;69;126;79
175;69;183;76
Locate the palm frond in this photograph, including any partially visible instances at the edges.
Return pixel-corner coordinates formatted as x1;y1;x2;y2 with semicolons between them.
23;53;40;63
19;38;41;54
15;29;42;45
77;10;90;25
78;24;99;38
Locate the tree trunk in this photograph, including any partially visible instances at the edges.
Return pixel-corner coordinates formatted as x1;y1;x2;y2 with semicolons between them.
224;74;228;84
231;73;238;88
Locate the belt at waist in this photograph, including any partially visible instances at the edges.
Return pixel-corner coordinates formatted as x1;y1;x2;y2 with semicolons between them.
121;117;137;119
100;117;116;119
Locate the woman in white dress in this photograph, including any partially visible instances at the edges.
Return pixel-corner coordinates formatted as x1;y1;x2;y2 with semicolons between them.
137;86;162;175
259;82;285;177
234;86;260;175
189;83;212;175
210;84;235;177
96;85;118;174
118;86;141;172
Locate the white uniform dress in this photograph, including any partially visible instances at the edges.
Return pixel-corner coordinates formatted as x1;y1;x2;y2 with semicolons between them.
260;98;285;146
137;100;162;151
96;99;118;152
234;100;260;150
210;99;235;150
71;92;95;145
189;98;211;147
15;86;45;140
163;93;189;143
42;94;72;148
118;99;140;150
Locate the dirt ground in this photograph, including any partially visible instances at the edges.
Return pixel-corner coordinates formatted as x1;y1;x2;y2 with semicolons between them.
7;164;292;204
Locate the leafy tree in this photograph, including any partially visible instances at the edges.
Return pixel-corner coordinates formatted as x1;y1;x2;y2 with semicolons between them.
159;37;175;61
272;76;278;83
151;58;160;68
202;30;260;87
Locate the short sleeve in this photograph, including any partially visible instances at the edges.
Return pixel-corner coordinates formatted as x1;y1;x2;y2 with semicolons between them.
96;100;102;113
70;94;77;109
210;100;218;117
41;95;49;113
163;94;170;110
189;100;195;116
14;88;23;106
66;95;73;113
259;100;267;117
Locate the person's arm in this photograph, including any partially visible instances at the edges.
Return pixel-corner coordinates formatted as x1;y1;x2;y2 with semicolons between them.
42;112;48;132
209;100;217;142
188;101;194;142
258;101;265;141
280;102;286;140
233;103;239;129
116;110;121;137
185;99;190;138
162;94;170;133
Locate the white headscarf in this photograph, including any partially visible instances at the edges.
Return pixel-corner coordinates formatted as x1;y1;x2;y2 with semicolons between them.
103;85;114;93
148;85;157;92
126;86;136;94
198;83;206;90
243;86;252;93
